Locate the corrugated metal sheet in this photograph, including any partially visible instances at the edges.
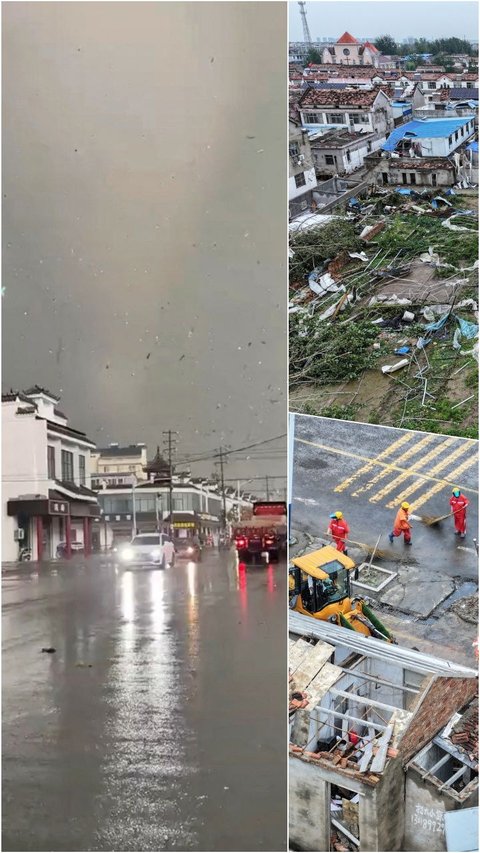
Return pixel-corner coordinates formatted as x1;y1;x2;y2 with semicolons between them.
289;612;477;677
382;116;475;151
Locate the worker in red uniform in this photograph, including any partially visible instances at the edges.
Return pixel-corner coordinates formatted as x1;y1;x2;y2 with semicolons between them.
328;511;350;555
450;487;469;538
389;502;412;545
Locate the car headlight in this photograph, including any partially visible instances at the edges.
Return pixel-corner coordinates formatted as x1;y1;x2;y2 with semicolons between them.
121;548;134;561
151;549;161;559
187;546;194;554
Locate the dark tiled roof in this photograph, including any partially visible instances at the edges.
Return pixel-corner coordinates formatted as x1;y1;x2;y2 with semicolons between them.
54;408;67;419
2;390;36;406
300;86;391;109
54;480;98;499
16;406;37;415
42;418;96;447
144;446;170;474
24;385;60;402
96;445;144;457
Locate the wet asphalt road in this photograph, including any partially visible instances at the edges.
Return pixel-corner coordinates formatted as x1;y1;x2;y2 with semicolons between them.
290;415;478;666
2;551;287;852
291;415;478;581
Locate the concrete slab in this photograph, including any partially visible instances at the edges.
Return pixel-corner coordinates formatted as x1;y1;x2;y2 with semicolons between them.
380;568;454;617
353;562;397;592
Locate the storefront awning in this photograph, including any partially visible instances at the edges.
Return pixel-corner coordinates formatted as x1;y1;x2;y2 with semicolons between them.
8;490;99;519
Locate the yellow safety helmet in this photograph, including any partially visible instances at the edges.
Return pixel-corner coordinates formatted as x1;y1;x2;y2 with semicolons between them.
401;502;410;510
452;487;461;496
335;511;343;519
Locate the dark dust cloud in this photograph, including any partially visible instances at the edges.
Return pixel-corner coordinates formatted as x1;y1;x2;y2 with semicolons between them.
2;2;287;481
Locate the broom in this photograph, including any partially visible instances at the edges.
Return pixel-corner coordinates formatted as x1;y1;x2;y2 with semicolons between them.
322;532;396;561
418;508;464;527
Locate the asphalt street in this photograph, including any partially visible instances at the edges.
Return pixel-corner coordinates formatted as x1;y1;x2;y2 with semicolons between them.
2;551;287;852
291;414;478;664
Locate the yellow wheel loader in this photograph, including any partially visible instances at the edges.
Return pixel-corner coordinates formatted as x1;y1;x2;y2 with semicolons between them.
289;545;395;643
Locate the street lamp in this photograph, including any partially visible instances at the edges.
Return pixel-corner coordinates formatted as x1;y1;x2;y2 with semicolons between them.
130;474;138;538
236;479;258;520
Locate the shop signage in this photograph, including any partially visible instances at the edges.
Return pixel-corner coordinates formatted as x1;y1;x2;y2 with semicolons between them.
173;522;196;529
48;499;69;515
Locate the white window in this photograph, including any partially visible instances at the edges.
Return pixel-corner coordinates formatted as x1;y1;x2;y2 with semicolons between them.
294;172;306;188
325;154;336;165
304;112;320;123
329;113;344;123
353;113;370;124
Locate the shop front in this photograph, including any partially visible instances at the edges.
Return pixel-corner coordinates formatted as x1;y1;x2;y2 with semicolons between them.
7;490;99;561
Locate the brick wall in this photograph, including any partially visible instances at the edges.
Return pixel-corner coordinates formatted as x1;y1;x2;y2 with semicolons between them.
398;676;478;765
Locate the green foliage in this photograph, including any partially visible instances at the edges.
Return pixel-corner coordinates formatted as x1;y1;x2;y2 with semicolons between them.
289;220;361;283
465;366;479;389
404;37;473;56
374;35;398;55
306;48;323;64
290;318;380;384
375;214;478;273
321;404;358;421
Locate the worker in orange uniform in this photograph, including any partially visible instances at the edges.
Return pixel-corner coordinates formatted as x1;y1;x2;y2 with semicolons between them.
328;511;350;555
389;502;412;545
450;487;469;538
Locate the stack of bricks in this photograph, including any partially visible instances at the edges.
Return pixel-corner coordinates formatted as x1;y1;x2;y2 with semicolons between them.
450;698;478;762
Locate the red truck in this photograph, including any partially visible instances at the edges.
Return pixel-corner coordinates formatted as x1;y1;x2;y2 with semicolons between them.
233;501;287;564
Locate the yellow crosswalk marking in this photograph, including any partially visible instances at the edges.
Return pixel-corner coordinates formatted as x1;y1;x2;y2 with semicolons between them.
334;432;412;494
409;455;477;512
370;436;457;504
385;439;475;509
352;433;437;498
294;437;479;495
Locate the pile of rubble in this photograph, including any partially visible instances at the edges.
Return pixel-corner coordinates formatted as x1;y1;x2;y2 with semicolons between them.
289;189;479;432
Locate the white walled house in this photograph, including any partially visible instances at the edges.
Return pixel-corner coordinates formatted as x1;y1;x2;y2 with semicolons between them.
90;442;148;488
310;129;383;176
298;88;394;140
95;480;252;548
289;119;318;217
2;386;99;562
382;116;476;158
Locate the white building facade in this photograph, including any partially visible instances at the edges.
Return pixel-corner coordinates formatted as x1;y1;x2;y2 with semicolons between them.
2;387;99;562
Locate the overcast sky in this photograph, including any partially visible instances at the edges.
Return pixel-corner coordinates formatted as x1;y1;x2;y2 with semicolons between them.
289;1;478;42
2;2;287;491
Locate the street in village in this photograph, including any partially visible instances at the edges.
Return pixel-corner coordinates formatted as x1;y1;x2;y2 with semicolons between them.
291;414;478;667
2;551;286;852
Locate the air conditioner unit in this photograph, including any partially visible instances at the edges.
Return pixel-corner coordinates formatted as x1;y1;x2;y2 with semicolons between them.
14;529;25;541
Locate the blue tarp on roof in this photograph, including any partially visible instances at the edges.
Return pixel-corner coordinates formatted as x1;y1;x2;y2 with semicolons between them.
382;116;476;151
467;141;479;153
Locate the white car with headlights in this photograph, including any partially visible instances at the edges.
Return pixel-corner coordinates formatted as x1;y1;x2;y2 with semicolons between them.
118;533;175;568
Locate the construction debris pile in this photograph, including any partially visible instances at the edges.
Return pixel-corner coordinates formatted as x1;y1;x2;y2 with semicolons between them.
289;188;478;435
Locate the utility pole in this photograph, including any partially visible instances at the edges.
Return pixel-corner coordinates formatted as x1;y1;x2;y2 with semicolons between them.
162;430;178;539
265;475;270;501
218;447;227;532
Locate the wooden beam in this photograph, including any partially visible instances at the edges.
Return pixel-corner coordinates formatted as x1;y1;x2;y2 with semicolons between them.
330;687;399;715
312;707;386;732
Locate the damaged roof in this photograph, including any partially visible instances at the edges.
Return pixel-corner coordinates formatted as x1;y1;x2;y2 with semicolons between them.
310;128;375;148
392;157;456;170
300;87;389;109
382;116;475;150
